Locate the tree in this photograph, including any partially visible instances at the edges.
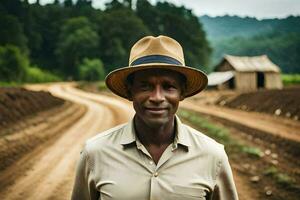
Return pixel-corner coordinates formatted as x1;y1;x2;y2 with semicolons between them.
0;45;28;82
55;16;99;79
136;0;159;34
79;58;105;81
0;14;28;55
136;1;211;71
63;0;73;7
98;9;150;72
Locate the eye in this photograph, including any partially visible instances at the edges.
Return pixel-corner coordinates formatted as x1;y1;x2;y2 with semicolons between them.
163;83;178;91
138;83;152;91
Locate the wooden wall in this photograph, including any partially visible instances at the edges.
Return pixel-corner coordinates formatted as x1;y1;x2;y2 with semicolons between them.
265;72;283;89
235;72;257;91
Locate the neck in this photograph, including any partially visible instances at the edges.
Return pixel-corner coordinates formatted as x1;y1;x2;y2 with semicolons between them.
134;116;176;147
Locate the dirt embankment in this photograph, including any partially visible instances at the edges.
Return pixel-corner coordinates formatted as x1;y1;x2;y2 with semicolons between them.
0;87;64;130
0;87;86;172
215;87;300;121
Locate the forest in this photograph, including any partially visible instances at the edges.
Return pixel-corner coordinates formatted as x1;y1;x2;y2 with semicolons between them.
0;0;211;83
0;0;299;84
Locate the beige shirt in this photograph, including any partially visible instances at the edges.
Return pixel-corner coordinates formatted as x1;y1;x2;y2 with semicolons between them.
71;116;238;200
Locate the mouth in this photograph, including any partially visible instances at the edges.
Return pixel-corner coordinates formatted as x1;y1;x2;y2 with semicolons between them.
145;107;168;114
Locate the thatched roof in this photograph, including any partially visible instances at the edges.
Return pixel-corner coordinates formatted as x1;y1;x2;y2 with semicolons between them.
218;55;280;72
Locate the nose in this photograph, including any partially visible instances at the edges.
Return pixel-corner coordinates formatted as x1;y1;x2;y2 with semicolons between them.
149;86;165;103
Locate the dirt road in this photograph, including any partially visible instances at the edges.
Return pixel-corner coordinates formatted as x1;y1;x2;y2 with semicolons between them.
1;83;299;200
181;100;300;143
0;84;134;200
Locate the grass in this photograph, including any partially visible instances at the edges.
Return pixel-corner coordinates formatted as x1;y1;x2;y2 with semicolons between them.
263;166;295;187
177;109;262;157
0;82;23;87
282;74;300;86
24;66;61;83
241;146;263;158
98;81;108;91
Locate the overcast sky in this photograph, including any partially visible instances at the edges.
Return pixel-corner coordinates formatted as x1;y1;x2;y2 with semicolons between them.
34;0;300;19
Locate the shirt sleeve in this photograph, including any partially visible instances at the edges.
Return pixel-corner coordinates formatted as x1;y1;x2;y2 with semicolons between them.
212;150;239;200
71;148;99;200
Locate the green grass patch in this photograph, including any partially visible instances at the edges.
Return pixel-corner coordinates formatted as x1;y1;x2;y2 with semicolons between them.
178;109;262;158
98;81;108;91
0;82;23;87
24;66;61;83
282;74;300;86
263;166;278;176
241;146;263;158
76;81;108;92
263;166;295;187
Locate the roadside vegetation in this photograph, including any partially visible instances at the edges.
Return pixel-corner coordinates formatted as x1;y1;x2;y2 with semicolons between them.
178;109;263;157
0;45;61;85
282;74;300;86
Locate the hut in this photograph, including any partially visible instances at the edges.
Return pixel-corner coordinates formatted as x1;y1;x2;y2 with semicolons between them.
208;55;282;91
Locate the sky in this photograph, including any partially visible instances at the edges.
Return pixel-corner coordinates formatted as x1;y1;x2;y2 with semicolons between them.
33;0;300;19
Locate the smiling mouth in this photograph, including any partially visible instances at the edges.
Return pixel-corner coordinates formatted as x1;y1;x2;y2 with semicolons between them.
145;107;168;114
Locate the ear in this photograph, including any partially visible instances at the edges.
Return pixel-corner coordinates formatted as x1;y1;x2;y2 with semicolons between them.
180;94;185;101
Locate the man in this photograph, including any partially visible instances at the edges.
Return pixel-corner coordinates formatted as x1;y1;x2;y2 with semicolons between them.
71;35;238;200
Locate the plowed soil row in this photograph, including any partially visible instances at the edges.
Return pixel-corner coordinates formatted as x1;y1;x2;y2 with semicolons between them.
207;87;300;121
0;87;64;130
0;101;86;172
0;101;86;193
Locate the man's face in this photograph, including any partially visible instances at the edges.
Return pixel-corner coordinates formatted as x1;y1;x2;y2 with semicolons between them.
129;69;184;128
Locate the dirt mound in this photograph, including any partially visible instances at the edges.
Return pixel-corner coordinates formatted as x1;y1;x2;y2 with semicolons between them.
0;87;64;130
216;87;300;120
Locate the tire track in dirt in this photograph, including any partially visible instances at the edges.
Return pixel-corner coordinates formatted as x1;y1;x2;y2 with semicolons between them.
0;84;134;200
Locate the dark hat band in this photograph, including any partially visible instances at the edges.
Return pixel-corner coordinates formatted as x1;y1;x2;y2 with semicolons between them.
130;55;183;66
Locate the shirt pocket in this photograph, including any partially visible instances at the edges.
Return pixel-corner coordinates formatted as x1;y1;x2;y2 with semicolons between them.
170;185;207;200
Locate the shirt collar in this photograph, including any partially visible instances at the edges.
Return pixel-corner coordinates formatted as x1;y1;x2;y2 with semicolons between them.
120;117;136;145
174;115;192;148
119;115;192;148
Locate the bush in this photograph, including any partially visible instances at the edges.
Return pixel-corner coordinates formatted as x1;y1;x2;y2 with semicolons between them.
0;45;27;82
24;66;61;83
79;58;105;81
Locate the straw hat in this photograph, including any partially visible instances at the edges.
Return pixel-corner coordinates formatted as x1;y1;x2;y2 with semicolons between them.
105;35;208;99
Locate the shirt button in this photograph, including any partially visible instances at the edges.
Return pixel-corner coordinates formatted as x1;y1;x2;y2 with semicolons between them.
149;161;154;165
153;172;158;177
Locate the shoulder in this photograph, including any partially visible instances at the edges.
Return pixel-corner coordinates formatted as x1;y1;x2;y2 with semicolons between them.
83;123;127;152
183;123;225;156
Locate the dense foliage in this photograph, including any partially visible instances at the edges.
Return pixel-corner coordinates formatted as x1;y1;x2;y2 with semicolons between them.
200;15;300;73
0;0;211;82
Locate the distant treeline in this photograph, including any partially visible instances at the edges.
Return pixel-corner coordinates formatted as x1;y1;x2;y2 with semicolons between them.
0;0;211;82
200;15;300;73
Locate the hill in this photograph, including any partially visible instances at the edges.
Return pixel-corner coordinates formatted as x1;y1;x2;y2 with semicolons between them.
200;15;300;73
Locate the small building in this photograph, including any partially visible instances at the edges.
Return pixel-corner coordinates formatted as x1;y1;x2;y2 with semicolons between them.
208;55;283;91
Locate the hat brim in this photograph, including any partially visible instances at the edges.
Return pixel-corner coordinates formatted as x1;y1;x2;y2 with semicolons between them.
105;63;208;99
